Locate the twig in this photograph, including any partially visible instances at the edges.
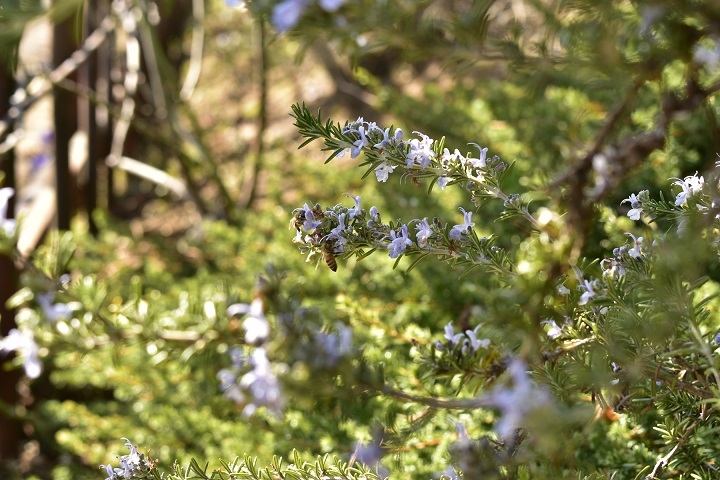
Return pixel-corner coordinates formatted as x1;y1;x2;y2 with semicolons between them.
105;155;189;200
179;0;205;101
380;384;495;410
549;78;644;192
108;0;140;168
51;76;210;213
647;419;701;479
239;17;269;210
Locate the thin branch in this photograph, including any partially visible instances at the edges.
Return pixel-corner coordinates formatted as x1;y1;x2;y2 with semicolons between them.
179;0;205;101
51;75;211;213
380;384;494;410
105;155;189;200
647;419;701;479
549;78;645;192
107;3;140;168
0;15;115;143
239;17;269;210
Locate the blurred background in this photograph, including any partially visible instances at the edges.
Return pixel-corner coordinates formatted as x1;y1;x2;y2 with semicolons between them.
1;0;720;478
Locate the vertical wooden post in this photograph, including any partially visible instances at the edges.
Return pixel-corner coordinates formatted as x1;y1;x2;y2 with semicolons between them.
0;43;21;462
53;5;79;231
82;0;99;235
96;0;115;216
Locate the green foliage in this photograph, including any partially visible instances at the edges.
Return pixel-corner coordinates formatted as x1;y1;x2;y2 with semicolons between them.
4;0;720;479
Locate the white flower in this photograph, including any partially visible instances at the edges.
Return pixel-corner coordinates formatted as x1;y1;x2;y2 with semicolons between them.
319;0;345;11
0;329;42;379
227;298;270;345
444;322;489;352
465;326;490;351
466;144;488;169
100;438;153;480
440;148;464;168
0;187;17;236
350;125;370;158
374;161;396;182
621;192;643;220
671;173;705;206
626;232;643;259
601;257;626;278
542;320;562;339
406;132;435;168
415;217;433;248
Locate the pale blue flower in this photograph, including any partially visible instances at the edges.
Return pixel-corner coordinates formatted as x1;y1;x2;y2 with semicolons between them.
369;206;380;222
299;203;321;231
0;329;42;379
319;0;345;11
327;213;348;252
353;426;387;475
387;224;413;258
578;279;596;305
100;438;152;480
374;127;403;150
437;176;450;190
440;148;463;168
36;293;72;322
445;322;489;353
271;0;308;32
449;207;475;240
694;40;720;68
350;125;370;158
342;116;365;134
346;194;362;219
443;322;465;345
313;323;353;368
331;212;347;235
217;348;246;403
484;359;550;440
240;348;284;417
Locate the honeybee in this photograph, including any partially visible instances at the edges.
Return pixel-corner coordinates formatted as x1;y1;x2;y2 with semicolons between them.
289;209;305;232
322;240;338;272
289;204;324;232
